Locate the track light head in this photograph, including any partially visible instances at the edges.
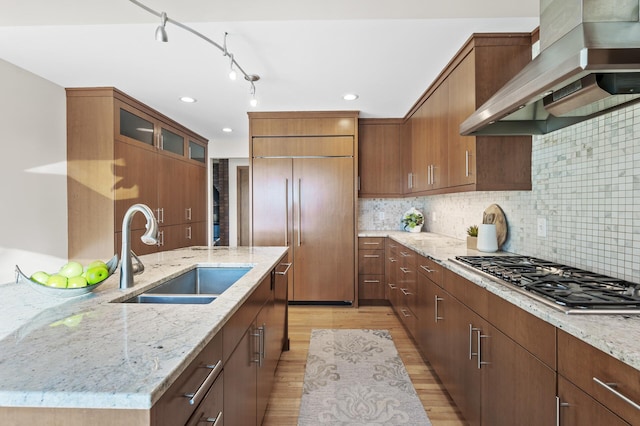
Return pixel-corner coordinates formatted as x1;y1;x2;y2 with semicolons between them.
155;12;168;42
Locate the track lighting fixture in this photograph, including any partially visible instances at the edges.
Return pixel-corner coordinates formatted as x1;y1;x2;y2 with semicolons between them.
130;0;260;105
155;12;168;42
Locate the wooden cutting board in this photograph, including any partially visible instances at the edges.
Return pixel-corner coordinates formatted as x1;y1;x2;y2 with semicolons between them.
483;204;507;248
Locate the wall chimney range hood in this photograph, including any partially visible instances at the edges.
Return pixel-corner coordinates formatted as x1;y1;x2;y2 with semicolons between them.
461;0;640;136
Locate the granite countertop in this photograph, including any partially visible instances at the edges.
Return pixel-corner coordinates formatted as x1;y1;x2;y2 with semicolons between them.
359;230;640;372
0;246;287;410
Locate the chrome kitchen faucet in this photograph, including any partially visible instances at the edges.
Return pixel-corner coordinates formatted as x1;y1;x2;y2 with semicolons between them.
120;204;159;289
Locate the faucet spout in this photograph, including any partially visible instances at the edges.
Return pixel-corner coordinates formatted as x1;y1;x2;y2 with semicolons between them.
120;204;159;289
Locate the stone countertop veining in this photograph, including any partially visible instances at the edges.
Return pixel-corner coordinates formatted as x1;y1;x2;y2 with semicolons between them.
359;230;640;372
0;246;287;410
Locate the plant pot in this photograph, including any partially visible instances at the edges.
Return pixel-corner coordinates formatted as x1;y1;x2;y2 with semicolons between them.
467;236;477;249
407;225;423;233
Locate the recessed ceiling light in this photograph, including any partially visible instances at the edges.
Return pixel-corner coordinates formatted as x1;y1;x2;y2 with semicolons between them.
343;93;359;101
222;127;233;133
179;96;197;103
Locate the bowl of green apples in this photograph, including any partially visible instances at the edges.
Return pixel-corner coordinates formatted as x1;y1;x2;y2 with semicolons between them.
16;255;119;298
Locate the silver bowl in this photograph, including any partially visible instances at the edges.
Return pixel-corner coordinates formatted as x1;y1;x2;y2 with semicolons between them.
16;255;119;298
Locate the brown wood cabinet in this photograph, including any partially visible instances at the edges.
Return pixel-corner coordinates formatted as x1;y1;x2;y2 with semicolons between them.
223;255;290;426
447;36;533;192
388;243;418;336
362;39;530;197
250;112;358;304
66;88;208;262
558;329;640;425
358;237;386;301
357;119;403;197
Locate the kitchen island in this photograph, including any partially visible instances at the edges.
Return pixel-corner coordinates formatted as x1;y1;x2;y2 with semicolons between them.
0;246;287;422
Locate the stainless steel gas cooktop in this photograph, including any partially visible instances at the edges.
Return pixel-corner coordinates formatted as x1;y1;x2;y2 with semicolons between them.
452;255;640;315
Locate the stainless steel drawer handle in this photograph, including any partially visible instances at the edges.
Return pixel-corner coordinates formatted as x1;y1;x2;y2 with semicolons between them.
399;267;410;273
400;308;411;317
275;262;292;275
400;288;412;296
364;280;380;283
420;265;434;273
388;283;397;289
593;377;640;410
555;397;570;426
204;411;223;426
363;242;380;245
184;360;222;405
363;254;380;258
476;329;490;369
435;296;443;322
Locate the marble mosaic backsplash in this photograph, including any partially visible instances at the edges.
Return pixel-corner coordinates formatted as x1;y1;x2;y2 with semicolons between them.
359;103;640;283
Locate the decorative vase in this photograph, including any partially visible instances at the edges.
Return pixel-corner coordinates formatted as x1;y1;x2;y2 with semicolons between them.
477;224;499;252
408;225;423;233
467;236;477;249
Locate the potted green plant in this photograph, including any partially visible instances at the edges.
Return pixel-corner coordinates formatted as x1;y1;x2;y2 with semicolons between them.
402;208;424;233
466;225;478;249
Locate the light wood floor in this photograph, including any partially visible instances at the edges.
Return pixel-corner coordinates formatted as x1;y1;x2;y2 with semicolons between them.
262;304;467;425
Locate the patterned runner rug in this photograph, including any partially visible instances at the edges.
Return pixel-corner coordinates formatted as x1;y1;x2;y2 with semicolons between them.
298;329;432;425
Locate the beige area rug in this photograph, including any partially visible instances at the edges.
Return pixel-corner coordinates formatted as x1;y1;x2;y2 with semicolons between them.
298;329;432;425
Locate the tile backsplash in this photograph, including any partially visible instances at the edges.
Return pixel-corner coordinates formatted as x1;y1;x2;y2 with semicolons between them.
359;103;640;282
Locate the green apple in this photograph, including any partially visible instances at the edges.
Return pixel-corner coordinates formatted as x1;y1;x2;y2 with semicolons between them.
59;261;83;278
67;276;88;288
30;271;50;286
46;274;68;288
86;260;108;270
85;265;109;285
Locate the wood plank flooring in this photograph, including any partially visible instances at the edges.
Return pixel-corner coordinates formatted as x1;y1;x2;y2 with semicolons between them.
262;305;467;425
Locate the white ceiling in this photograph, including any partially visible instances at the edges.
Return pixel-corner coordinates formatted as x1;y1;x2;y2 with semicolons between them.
0;0;539;150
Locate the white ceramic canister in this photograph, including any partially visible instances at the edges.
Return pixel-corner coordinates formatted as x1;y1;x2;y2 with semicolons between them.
477;224;499;252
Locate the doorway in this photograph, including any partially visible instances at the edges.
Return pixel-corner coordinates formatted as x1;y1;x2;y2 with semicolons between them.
237;166;250;246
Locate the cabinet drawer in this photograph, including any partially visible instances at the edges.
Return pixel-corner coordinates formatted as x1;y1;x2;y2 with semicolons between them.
416;254;443;286
558;330;640;425
358;250;384;274
358;237;385;250
386;239;399;255
358;274;386;300
186;371;224;426
153;332;223;426
558;375;629;426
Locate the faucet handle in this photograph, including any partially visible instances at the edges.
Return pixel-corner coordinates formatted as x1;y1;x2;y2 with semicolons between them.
130;250;145;276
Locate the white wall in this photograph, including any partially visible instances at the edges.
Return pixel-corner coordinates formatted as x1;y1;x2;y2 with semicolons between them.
0;59;68;283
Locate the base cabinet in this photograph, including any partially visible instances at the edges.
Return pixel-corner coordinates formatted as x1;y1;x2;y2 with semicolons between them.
358;237;386;301
557;329;640;425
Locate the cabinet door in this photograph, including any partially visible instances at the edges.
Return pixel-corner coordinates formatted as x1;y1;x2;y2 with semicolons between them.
223;327;257;426
257;297;276;426
442;295;483;426
252;158;293;247
557;376;629;426
114;141;158;232
157;155;188;227
358;122;403;196
448;52;476;187
415;273;447;375
409;106;430;193
428;80;449;190
292;157;355;301
188;164;207;223
481;324;556;426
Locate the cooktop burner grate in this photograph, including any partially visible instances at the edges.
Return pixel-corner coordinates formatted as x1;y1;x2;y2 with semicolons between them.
453;255;640;313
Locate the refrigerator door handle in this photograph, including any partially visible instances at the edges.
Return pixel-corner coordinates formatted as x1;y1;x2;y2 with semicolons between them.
284;178;289;246
297;178;302;246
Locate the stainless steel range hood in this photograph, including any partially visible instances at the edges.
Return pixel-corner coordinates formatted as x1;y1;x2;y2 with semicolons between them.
461;0;640;136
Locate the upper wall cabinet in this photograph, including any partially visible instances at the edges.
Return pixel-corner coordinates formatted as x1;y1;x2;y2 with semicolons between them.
398;33;533;197
66;87;208;261
447;34;533;192
358;119;403;198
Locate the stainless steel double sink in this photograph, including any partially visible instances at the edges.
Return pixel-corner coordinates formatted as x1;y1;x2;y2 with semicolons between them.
121;267;251;304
